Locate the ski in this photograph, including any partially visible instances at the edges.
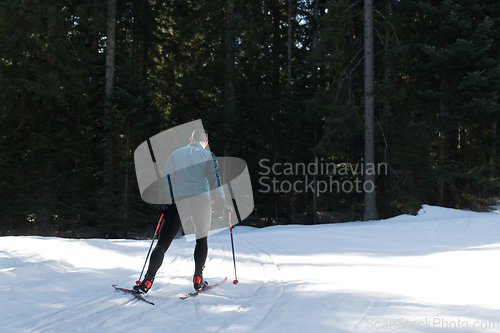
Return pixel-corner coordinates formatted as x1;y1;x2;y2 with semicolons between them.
180;277;227;300
112;285;155;305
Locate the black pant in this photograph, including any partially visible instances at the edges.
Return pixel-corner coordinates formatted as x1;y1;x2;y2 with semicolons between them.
147;195;212;277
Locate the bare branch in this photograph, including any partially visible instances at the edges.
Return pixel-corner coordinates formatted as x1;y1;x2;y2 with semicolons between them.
374;8;399;43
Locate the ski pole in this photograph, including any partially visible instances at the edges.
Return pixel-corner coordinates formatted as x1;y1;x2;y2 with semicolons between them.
136;213;164;285
228;211;238;284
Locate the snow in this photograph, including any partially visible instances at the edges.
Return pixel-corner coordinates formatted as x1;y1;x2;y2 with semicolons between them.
1;205;500;332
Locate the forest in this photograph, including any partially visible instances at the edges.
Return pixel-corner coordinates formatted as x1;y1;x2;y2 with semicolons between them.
1;0;499;237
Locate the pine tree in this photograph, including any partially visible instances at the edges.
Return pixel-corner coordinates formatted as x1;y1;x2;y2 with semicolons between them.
389;0;500;209
0;0;102;235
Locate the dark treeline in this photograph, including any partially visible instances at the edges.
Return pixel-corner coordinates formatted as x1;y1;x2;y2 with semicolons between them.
1;0;499;236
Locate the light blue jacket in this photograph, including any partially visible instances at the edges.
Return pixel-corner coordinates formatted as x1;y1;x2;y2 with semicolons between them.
161;142;225;200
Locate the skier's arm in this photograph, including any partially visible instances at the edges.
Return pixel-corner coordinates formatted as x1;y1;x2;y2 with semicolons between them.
206;152;224;200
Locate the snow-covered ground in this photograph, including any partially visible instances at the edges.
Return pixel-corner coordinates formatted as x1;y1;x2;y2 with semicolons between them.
1;205;500;332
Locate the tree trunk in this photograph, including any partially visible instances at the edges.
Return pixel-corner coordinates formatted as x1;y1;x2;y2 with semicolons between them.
287;0;294;219
224;0;235;157
104;0;116;200
363;0;378;220
438;76;447;206
90;0;100;85
347;1;355;163
379;2;392;218
124;122;130;211
37;161;52;236
292;174;295;224
271;0;281;152
491;120;497;180
138;0;146;80
287;0;293;98
312;0;319;50
313;130;317;224
37;4;57;236
383;2;391;128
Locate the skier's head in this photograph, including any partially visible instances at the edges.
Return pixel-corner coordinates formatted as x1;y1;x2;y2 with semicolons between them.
190;129;209;148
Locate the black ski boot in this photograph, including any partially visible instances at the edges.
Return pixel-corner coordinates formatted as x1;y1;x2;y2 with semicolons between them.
193;267;209;291
133;273;155;294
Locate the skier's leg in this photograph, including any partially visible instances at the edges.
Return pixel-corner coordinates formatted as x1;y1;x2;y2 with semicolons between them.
190;196;212;289
190;195;212;241
194;236;208;274
146;204;182;277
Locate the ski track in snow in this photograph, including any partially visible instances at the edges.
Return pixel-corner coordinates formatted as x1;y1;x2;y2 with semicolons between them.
215;238;285;333
2;205;500;332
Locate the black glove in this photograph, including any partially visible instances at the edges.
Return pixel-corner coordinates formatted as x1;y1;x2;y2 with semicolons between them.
219;197;233;214
158;204;169;218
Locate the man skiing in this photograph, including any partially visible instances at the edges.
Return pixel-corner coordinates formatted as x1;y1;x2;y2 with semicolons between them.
133;129;233;293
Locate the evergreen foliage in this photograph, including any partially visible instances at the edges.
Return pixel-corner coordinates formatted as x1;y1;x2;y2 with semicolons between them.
1;0;499;235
